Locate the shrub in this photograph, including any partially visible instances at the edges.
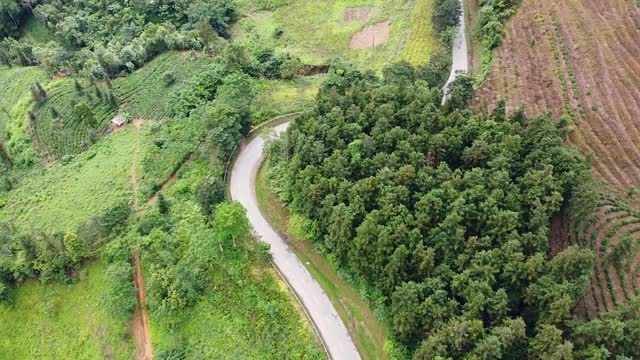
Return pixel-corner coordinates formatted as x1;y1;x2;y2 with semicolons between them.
163;71;176;86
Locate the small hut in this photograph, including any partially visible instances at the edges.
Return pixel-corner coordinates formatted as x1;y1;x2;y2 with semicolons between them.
111;113;125;127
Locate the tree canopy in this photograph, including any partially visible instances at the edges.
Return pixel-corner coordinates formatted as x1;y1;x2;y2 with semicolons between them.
266;64;638;357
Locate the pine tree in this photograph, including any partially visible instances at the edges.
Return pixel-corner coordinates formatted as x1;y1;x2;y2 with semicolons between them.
157;193;169;215
74;79;83;93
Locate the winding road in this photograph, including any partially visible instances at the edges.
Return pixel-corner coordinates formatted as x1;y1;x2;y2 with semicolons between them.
230;123;360;360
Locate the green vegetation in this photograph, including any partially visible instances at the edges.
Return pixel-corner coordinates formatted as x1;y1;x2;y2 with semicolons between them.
0;128;136;231
257;157;389;359
234;0;440;71
102;155;325;358
0;261;133;359
1;0;236;77
476;0;522;82
0;65;49;137
252;75;323;124
268;64;640;357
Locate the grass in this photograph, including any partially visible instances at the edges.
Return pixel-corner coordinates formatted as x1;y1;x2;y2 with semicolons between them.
0;126;139;232
401;0;440;65
251;75;323;124
0;261;133;359
30;52;216;159
233;0;438;72
464;0;482;75
256;157;389;360
19;17;56;45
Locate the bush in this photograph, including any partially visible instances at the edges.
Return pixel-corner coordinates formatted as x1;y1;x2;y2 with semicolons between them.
104;261;136;320
163;71;176;86
195;176;225;216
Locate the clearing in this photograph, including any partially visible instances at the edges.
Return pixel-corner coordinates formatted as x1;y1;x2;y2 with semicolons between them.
234;0;440;70
349;21;390;49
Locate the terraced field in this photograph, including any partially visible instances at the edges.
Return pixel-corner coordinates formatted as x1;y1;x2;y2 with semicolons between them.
31;52;215;158
474;0;640;192
571;191;640;319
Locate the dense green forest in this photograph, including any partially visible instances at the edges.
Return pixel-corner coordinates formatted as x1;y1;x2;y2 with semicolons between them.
267;64;640;358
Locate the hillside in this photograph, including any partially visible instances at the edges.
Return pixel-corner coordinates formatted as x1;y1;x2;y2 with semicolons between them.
473;0;640;319
474;0;640;192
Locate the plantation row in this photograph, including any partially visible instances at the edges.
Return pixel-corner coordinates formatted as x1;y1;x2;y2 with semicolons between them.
572;193;640;319
32;79;116;158
111;52;214;120
28;52;216;159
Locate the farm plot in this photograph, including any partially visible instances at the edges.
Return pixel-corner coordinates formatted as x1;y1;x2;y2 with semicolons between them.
570;190;640;319
112;51;215;120
473;0;640;192
29;52;215;159
32;79;117;158
233;0;439;71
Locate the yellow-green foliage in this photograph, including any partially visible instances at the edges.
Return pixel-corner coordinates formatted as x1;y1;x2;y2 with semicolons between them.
0;128;138;232
234;0;436;72
0;66;49;136
401;0;440;64
0;262;133;359
252;75;323;123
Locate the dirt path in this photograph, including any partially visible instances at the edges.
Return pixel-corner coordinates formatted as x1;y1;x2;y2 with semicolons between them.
128;122;152;359
132;253;153;360
146;152;197;206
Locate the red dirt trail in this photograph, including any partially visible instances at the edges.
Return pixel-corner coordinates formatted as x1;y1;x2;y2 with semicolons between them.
132;253;153;360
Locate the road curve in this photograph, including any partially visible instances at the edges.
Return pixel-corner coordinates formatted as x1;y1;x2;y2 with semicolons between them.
443;0;469;101
230;123;361;360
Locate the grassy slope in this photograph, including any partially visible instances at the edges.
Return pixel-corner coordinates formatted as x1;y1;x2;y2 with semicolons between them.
146;159;325;359
0;127;138;232
18;17;55;45
234;0;438;71
0;66;50;137
256;158;390;360
252;75;323;124
0;262;133;359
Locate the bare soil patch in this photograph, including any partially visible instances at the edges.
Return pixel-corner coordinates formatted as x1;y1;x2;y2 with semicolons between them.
344;7;370;23
349;21;390;50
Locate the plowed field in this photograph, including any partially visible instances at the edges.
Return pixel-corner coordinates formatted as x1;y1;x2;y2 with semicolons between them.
474;0;640;191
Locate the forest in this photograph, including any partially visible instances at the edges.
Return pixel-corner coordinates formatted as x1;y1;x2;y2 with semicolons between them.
266;64;640;358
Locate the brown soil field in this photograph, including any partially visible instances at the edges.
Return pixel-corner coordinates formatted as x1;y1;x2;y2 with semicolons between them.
570;196;640;318
349;21;390;49
344;7;370;23
474;0;640;191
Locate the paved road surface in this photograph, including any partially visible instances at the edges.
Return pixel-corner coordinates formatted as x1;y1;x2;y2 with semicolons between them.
443;0;469;101
230;123;361;360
